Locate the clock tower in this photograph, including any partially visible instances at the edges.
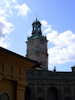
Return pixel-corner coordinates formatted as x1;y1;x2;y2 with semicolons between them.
26;18;48;70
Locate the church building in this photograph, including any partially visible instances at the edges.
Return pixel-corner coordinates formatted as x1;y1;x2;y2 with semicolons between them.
25;18;75;100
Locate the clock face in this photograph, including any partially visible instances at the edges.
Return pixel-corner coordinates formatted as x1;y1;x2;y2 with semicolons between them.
40;39;44;44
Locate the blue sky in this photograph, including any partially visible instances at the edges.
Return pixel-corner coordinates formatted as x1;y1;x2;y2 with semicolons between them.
0;0;75;71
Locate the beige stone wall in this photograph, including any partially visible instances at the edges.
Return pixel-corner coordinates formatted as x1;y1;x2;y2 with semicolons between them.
27;38;47;52
27;37;48;69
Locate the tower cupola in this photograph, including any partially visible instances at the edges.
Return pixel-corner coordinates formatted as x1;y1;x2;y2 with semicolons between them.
32;18;42;35
26;18;48;70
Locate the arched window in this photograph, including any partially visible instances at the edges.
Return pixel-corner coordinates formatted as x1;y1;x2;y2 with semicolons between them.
0;91;9;100
38;28;39;30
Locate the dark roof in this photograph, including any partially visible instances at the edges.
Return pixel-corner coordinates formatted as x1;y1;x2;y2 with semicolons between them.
71;65;75;68
0;46;40;66
32;18;41;25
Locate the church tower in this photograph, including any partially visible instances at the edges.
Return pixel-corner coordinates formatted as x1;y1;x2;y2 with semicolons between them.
26;18;48;70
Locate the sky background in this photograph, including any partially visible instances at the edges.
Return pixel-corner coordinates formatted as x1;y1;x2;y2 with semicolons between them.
0;0;75;71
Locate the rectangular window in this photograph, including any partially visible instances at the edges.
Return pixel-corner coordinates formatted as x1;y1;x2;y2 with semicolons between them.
2;63;4;71
37;98;42;100
64;97;70;100
11;66;13;74
37;87;42;92
64;88;70;93
19;68;21;76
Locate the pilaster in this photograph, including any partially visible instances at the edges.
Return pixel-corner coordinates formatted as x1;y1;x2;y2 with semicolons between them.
71;84;74;100
43;84;47;100
0;74;2;80
34;84;37;100
17;81;28;100
30;85;34;100
61;84;64;100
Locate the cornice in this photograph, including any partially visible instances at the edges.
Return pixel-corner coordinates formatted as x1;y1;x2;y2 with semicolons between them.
0;47;40;70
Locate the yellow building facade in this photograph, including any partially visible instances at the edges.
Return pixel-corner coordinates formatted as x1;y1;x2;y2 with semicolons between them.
0;47;39;100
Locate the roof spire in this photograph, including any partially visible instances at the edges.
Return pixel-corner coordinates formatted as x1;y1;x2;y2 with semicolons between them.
36;12;37;20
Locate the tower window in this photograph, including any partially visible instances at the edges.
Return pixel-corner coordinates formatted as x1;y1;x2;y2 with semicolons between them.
33;26;34;30
38;27;40;30
33;25;36;31
40;62;42;65
34;27;36;30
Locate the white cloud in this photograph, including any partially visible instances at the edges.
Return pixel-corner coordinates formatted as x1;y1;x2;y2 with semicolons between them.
41;20;52;34
9;10;13;15
14;3;31;18
12;0;17;3
41;20;52;28
0;17;14;35
41;20;48;27
0;0;12;17
47;30;58;42
42;20;75;65
0;37;8;48
0;0;31;48
48;30;75;64
28;30;31;36
0;0;31;18
54;30;75;47
0;16;14;48
43;27;52;34
4;1;10;8
0;8;6;16
48;64;53;68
